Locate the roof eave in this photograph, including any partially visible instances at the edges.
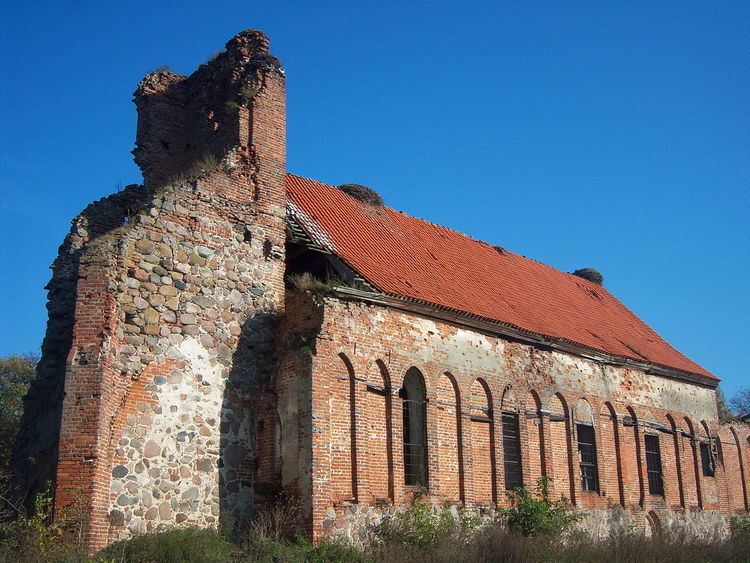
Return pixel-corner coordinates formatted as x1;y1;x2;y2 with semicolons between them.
330;286;718;390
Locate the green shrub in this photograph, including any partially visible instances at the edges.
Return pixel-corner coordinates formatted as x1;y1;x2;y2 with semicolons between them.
732;514;750;538
0;482;86;562
374;499;451;549
372;499;488;550
96;528;234;562
502;478;581;537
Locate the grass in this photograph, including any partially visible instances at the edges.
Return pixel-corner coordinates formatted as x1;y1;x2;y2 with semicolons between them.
2;486;748;562
97;528;233;562
1;519;747;562
371;527;750;562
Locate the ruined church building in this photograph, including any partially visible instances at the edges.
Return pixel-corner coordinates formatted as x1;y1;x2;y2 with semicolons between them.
12;30;749;552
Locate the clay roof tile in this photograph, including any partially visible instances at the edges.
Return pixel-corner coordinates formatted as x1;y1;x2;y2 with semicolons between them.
286;173;714;381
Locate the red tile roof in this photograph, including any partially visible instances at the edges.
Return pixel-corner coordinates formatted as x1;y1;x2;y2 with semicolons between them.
286;173;714;381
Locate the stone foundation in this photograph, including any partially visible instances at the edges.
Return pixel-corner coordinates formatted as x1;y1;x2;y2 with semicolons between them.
324;503;730;547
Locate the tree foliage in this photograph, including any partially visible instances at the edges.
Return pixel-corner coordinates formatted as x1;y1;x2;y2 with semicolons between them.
0;354;38;472
716;386;736;423
730;386;750;419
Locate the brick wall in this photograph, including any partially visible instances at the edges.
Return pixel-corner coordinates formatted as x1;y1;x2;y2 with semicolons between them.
301;296;749;541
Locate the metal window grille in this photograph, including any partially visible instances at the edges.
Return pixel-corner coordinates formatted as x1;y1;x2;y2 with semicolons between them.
644;434;664;496
502;412;523;490
700;442;715;477
576;424;599;492
713;439;723;466
402;397;428;486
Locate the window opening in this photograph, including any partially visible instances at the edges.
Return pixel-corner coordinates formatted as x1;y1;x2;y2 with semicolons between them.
645;434;664;496
700;442;715;477
502;412;523;490
401;370;428;486
576;424;599;492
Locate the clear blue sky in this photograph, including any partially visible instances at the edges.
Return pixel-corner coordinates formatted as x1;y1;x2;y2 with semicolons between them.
1;2;748;396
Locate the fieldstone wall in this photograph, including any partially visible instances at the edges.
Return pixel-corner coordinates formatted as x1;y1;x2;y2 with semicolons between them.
577;507;729;541
326;503;495;546
100;178;285;541
14;30;290;553
327;504;730;547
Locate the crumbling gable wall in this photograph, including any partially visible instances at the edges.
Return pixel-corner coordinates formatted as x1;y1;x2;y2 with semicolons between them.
12;30;288;553
12;185;151;511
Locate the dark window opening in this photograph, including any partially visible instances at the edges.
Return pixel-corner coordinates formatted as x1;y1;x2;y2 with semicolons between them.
576;424;599;492
700;442;715;477
401;369;428;487
502;412;523;490
645;434;664;496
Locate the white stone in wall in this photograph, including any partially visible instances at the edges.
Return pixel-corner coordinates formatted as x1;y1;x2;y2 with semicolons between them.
108;337;230;535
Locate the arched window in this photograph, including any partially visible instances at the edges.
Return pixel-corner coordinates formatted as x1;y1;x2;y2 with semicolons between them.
644;434;664;496
699;421;720;478
645;510;661;538
575;399;599;493
400;368;428;486
501;386;523;492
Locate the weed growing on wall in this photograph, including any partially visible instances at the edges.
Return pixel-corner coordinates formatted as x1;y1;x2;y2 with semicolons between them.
372;499;490;550
502;477;581;537
0;482;87;562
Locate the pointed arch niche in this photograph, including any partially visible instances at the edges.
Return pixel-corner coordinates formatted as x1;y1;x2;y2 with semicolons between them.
435;372;463;503
400;367;428;487
470;378;497;505
365;360;394;503
524;391;545;485
330;353;357;502
548;393;573;501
